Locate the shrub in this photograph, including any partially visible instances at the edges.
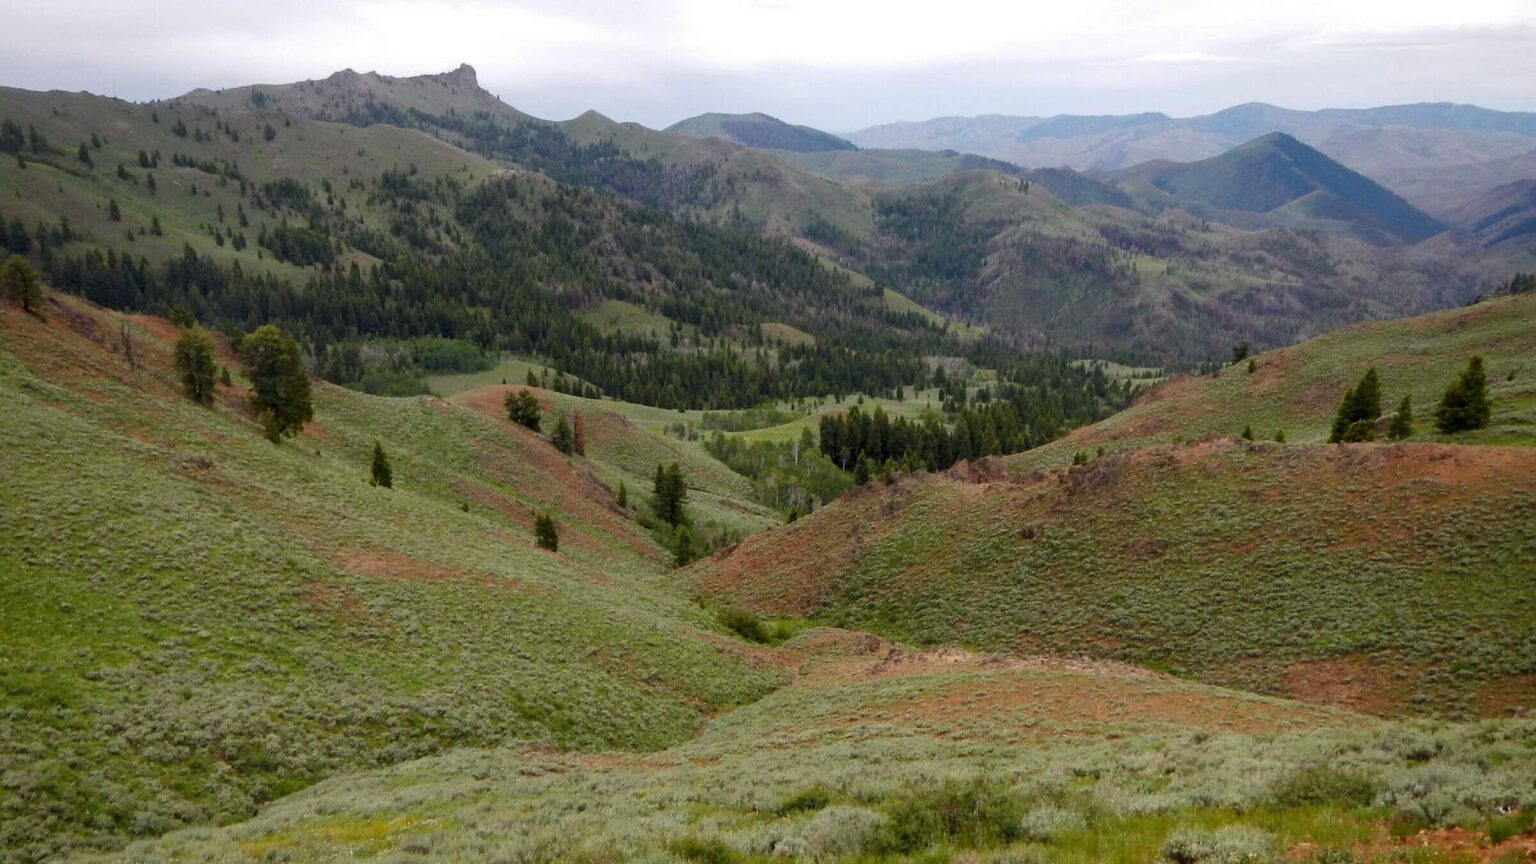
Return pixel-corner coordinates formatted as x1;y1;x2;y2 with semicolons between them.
1019;803;1087;842
778;805;886;862
669;836;738;864
1160;826;1274;864
1271;766;1379;808
778;786;833;815
874;780;1022;855
718;607;768;643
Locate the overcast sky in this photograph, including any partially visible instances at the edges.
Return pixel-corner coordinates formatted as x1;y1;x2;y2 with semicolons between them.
5;0;1535;131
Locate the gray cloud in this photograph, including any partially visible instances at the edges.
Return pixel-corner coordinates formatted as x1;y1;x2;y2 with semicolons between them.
2;1;1533;131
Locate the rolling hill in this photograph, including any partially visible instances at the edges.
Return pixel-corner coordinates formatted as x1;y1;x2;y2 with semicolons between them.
666;112;856;152
1110;133;1446;245
692;291;1536;719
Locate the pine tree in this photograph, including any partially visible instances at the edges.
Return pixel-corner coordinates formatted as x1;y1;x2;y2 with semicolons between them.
1;254;42;314
534;511;559;551
1435;356;1491;433
77;142;91;166
551;414;574;454
219;365;232;387
572;412;586;455
173;327;217;404
107;199;121;222
652;462;688;525
504;387;541;431
1329;368;1382;442
1240;424;1254;441
616;480;628;508
526;369;538;387
241;324;313;442
1387;396;1413;440
370;441;393;488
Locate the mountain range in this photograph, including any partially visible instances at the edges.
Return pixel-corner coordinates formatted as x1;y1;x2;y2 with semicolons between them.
846;102;1536;217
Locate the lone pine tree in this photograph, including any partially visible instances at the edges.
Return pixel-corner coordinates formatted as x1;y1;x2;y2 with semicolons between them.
173;327;217;404
370;441;393;488
1435;356;1491;433
241;324;313;442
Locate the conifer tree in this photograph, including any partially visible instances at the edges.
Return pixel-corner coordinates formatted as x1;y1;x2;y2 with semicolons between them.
551;414;575;454
534;511;559;551
370;441;393;488
173;327;217;404
241;324;312;442
1435;356;1491;433
1329;368;1383;443
107;199;121;222
652;462;688;525
616;480;628;508
504;388;541;431
1;254;42;314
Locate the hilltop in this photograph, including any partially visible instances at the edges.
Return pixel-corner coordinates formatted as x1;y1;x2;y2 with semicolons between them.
1111;133;1445;245
666;112;857;152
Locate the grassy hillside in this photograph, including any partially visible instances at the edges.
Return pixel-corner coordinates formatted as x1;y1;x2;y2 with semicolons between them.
666;112;856;153
92;632;1536;864
0;292;785;862
1024;291;1536;468
693;294;1536;719
0;85;499;274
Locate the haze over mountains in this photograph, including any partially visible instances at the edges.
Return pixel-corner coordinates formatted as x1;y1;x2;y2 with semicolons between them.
844;102;1536;218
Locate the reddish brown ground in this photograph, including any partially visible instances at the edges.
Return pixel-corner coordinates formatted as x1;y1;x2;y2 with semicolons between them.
1286;825;1536;863
1280;657;1421;717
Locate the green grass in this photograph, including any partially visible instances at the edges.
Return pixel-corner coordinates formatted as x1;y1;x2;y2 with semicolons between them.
1017;291;1536;473
90;641;1536;863
696;439;1536;719
576;298;677;339
0;297;783;863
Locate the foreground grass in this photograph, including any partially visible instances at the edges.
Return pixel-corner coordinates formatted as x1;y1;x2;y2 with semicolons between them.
97;637;1536;863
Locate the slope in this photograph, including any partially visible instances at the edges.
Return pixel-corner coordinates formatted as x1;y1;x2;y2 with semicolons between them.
692;294;1536;719
1028;290;1536;464
1450;179;1536;247
94;630;1536;864
1111;133;1445;245
0;290;785;863
666;112;856;152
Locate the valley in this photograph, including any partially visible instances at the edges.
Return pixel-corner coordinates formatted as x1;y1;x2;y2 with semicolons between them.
1;54;1535;864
